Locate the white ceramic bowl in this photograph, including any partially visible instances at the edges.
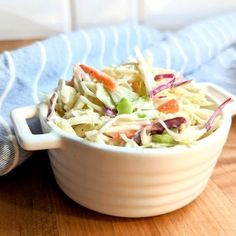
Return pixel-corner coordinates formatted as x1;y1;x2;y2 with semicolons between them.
11;83;236;217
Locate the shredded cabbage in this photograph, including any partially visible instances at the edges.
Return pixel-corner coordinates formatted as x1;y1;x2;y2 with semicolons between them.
46;49;231;148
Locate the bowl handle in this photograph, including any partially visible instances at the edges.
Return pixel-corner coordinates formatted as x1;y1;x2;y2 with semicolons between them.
202;82;236;116
11;105;61;150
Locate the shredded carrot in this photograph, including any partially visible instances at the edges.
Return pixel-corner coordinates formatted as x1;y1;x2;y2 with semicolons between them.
124;130;137;138
80;64;118;91
110;130;137;140
157;99;179;114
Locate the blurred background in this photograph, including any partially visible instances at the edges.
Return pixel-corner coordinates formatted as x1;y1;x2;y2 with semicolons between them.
0;0;236;40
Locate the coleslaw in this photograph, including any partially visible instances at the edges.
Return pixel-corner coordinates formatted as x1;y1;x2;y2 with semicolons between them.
46;48;231;148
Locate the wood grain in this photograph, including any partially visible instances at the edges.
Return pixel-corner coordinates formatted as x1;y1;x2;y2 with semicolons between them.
0;39;38;52
0;40;235;236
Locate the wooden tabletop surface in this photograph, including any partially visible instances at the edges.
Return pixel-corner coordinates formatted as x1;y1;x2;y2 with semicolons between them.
0;41;236;236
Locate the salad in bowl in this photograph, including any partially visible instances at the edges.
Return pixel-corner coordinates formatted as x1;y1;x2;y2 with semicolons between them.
46;48;231;148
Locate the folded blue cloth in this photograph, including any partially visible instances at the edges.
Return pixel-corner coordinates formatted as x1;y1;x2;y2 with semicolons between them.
0;13;236;175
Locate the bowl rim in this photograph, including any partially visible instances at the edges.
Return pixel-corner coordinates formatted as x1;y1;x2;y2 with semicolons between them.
39;101;232;155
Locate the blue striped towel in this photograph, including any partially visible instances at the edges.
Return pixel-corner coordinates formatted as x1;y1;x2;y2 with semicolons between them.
0;13;236;175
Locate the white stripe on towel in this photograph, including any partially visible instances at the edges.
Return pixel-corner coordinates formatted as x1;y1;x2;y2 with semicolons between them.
96;28;105;68
168;34;187;73
134;24;141;48
80;30;92;63
60;34;72;78
143;28;153;46
213;19;229;46
160;43;172;69
190;27;212;59
184;33;201;67
0;52;16;110
199;24;216;59
110;26;119;63
219;17;234;42
33;42;46;104
209;21;228;50
124;26;131;58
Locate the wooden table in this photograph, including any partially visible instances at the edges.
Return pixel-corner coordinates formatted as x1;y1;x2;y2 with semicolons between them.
0;41;236;236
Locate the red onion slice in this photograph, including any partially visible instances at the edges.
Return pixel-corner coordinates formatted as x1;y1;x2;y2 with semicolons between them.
164;117;187;129
132;117;186;144
149;117;187;134
153;117;187;133
132;130;142;145
47;91;58;120
204;98;232;131
105;107;116;117
154;73;175;81
149;78;175;98
154;95;167;99
173;80;192;88
66;64;82;89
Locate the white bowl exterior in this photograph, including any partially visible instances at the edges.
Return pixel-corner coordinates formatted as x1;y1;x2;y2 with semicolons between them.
39;104;231;217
